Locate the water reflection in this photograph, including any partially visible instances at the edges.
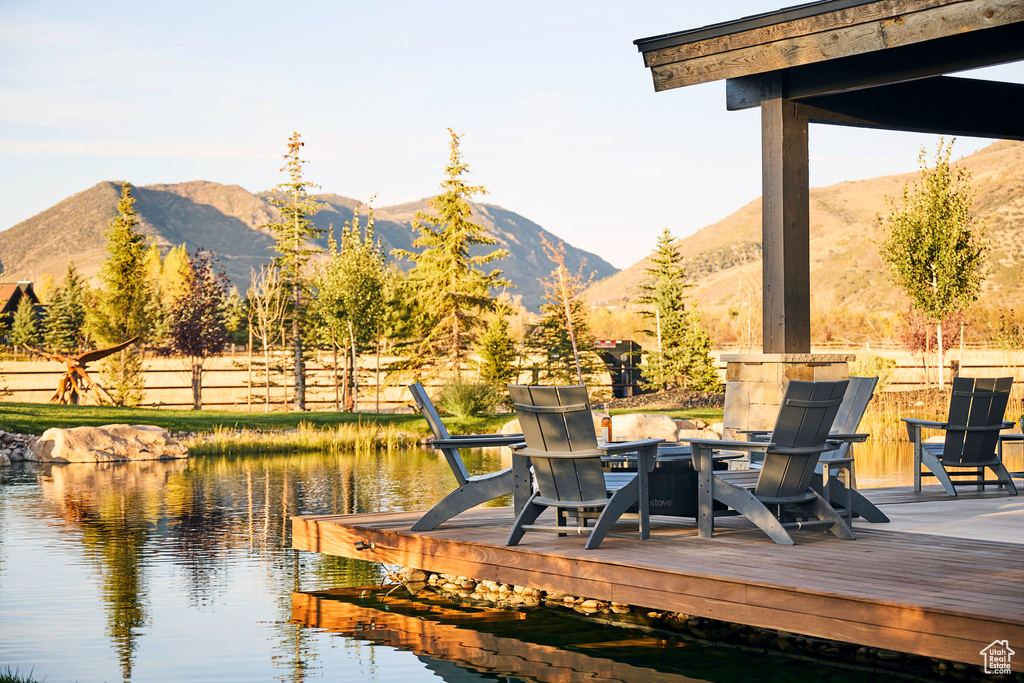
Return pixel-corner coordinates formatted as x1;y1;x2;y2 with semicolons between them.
293;585;890;683
0;441;992;682
853;439;1023;488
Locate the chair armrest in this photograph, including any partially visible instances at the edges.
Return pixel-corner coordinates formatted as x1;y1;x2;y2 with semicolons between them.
901;418;947;429
677;438;773;452
822;457;855;465
828;433;869;443
737;429;772;442
599;438;664;455
1002;420;1016;430
430;435;525;449
600;438;663;473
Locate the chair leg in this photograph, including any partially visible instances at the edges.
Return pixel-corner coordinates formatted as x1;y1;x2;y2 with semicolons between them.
987;461;1019;495
412;469;513;531
919;451;957;496
506;492;546;547
585;479;638;550
713;479;794;545
912;429;922;492
827;478;890;523
798;491;855;539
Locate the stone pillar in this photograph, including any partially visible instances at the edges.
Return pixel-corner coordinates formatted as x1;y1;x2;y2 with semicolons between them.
722;353;854;440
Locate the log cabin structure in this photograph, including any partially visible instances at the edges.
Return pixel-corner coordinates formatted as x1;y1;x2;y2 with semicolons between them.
634;0;1024;354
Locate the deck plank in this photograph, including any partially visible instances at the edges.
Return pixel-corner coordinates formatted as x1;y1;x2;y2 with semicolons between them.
293;489;1024;671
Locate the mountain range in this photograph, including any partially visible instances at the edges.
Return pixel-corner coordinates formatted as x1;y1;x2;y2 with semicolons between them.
0;182;617;312
586;140;1024;338
4;139;1022;329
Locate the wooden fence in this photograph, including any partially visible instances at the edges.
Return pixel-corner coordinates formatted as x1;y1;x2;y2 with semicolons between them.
2;346;1021;412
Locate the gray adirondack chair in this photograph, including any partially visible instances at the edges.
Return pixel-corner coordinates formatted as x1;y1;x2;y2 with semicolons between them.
409;383;526;531
684;380;855;545
904;376;1017;497
743;377;886;523
506;384;663;550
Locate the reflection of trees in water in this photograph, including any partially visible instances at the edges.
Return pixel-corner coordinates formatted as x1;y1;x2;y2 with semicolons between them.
29;447;509;682
79;500;150;682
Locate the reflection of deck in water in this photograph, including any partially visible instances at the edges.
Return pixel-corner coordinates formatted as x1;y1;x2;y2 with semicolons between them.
293;586;712;683
293;486;1024;673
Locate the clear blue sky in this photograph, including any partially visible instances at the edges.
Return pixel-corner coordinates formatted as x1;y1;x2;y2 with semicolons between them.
1;1;1021;270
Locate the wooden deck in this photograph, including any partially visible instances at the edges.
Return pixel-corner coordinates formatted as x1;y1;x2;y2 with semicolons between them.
292;486;1024;671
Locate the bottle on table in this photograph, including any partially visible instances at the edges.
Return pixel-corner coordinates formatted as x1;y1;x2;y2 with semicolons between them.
600;403;612;444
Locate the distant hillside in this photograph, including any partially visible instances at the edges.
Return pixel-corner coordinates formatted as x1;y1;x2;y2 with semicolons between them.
586;140;1024;331
0;182;617;311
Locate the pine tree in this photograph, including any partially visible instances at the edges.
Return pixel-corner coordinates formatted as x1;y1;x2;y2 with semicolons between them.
9;296;41;350
169;250;230;410
88;181;153;406
43;262;87;352
880;139;987;389
637;228;719;391
393;129;509;374
679;309;722;391
259;132;324;410
476;299;518;393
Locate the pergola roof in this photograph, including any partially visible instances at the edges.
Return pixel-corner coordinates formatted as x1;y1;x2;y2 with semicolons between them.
632;0;1024;353
636;0;1024;140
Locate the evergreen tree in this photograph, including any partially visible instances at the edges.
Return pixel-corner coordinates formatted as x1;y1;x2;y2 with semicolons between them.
880;139;987;389
43;262;87;352
259;132;324;410
393;129;509;374
636;227;720;391
88;181;153;406
9;296;41;350
476;298;518;394
529;237;601;385
679;309;722;391
169;250;230;410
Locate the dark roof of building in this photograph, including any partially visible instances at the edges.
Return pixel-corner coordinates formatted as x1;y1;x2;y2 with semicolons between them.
634;0;875;52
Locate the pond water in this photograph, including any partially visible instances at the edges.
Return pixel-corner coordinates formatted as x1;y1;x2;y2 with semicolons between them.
0;444;1002;682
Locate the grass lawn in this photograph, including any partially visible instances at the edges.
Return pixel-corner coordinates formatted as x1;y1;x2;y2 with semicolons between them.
0;402;723;437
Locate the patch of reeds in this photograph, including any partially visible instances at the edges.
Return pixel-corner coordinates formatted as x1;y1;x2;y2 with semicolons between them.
184;421;421;456
861;387;1024;442
0;667;41;683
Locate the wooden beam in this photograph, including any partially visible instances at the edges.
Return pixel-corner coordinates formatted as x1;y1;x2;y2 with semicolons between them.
648;0;1024;92
791;76;1024;139
641;0;952;68
726;21;1024;109
761;75;810;355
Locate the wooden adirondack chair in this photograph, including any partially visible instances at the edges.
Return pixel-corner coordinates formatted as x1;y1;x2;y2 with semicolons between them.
408;383;526;531
683;380;855;545
904;376;1017;497
744;377;886;524
506;384;663;550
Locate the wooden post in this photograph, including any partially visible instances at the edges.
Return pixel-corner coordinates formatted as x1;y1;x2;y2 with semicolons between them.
761;74;811;353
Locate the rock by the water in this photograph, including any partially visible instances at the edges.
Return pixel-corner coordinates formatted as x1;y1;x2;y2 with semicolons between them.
28;424;188;463
612;413;679;441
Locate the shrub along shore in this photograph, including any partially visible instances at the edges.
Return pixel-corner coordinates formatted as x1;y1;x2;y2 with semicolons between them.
0;401;725;455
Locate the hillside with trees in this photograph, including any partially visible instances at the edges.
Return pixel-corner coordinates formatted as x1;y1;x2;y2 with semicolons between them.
586;140;1024;346
0;182;616;312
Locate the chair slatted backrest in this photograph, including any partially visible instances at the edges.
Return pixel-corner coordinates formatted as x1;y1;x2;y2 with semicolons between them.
409;382;469;487
941;376;1012;466
509;385;607;504
755;380;848;500
819;376;878;464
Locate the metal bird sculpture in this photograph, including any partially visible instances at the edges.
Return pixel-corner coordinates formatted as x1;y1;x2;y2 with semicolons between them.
25;337;140;405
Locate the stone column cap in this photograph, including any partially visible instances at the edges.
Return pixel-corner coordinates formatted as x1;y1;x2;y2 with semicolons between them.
720;353;855;363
